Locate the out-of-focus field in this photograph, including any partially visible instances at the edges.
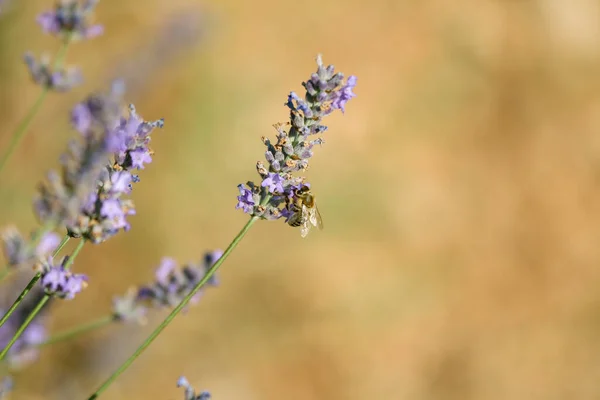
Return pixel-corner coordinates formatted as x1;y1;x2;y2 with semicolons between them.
2;0;600;398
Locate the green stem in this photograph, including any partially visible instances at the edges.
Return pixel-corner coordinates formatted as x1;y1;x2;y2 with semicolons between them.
0;38;71;176
0;237;84;360
87;216;259;400
0;296;49;360
40;315;115;347
0;234;70;330
65;238;85;269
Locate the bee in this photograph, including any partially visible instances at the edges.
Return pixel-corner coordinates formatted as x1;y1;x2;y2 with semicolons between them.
286;185;324;238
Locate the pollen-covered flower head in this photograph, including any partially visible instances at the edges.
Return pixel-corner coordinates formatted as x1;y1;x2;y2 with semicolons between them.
37;0;103;41
236;55;357;223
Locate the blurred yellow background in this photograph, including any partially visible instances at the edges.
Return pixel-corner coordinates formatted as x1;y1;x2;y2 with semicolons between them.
2;0;600;398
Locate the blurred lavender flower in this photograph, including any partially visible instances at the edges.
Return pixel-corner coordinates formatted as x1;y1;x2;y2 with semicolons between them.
0;287;49;369
38;256;88;300
1;227;60;268
71;80;125;134
113;251;221;323
0;375;12;399
236;55;357;226
34;83;163;244
24;52;82;91
66;104;163;243
37;0;103;41
177;376;211;400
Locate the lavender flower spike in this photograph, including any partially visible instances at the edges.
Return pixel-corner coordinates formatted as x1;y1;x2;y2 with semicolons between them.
35;83;164;244
177;376;211;400
66;104;164;244
137;251;221;308
37;0;103;41
113;250;222;323
235;55;357;227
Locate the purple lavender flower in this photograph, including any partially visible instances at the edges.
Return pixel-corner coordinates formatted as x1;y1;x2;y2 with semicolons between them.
235;55;357;224
66;104;162;243
236;184;256;214
0;375;13;399
261;172;285;193
331;75;357;113
39;256;88;300
36;84;163;244
71;80;125;134
113;251;221;322
24;52;82;91
37;0;103;41
1;227;60;268
138;253;220;307
177;376;211;400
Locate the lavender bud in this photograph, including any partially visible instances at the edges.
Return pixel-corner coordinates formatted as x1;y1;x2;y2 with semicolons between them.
24;52;82;92
177;376;211;400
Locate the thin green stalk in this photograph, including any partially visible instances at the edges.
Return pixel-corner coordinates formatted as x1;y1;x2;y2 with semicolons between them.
40;315;115;347
65;238;85;269
87;216;259;400
0;234;70;330
0;237;84;360
0;38;71;175
0;296;49;360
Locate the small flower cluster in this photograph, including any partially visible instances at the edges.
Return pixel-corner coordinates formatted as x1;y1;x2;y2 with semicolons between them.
177;376;211;400
34;84;163;244
25;0;102;92
38;256;87;300
236;55;357;224
1;227;60;268
37;0;103;41
23;52;82;92
113;251;222;323
0;288;48;369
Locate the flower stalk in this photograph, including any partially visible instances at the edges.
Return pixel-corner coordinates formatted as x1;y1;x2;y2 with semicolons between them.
0;38;72;176
87;216;259;399
40;315;115;347
0;238;84;360
0;234;70;330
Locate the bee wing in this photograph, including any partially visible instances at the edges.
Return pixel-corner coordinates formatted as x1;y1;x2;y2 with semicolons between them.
300;206;311;238
310;204;324;230
300;222;310;238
